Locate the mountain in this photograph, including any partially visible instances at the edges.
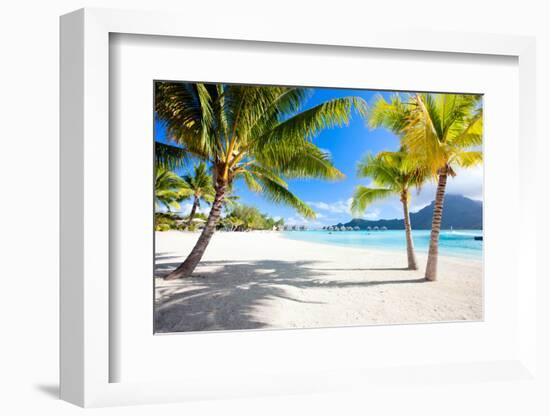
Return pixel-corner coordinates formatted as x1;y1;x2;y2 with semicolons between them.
333;195;482;230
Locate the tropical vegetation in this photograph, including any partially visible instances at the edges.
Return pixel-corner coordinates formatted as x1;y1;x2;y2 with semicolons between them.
180;162;215;227
155;81;367;279
153;84;482;283
154;167;190;212
368;93;482;280
351;151;428;270
221;205;284;231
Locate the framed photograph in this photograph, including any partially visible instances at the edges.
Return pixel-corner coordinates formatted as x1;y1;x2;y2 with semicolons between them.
60;8;538;407
152;80;484;334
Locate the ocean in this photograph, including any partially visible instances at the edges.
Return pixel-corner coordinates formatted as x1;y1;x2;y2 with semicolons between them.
282;229;483;260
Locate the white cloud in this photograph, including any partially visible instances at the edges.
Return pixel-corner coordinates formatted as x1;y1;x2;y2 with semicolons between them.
291;166;483;225
447;165;483;200
363;208;381;220
178;202;210;216
308;198;353;214
409;165;484;211
285;215;324;228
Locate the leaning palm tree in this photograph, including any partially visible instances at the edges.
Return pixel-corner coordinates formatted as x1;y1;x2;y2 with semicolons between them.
156;82;367;279
155;167;190;212
400;93;483;280
351;151;427;269
181;162;215;227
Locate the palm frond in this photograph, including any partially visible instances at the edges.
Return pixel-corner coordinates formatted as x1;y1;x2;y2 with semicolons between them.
155;81;367;219
155;167;190;211
181;161;215;203
351;186;394;215
452;150;483;168
368;93;412;133
256;175;316;219
256;142;344;180
155;141;188;170
257;96;367;149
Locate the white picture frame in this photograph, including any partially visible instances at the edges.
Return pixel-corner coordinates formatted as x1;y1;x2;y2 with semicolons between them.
60;7;537;407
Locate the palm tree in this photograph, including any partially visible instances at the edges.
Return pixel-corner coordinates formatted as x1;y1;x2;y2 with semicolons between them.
155;167;190;212
181;162;215;227
351;151;427;269
399;93;483;280
155;82;367;279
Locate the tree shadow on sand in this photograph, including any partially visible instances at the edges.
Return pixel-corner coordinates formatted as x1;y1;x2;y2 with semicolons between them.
154;257;427;334
318;267;412;272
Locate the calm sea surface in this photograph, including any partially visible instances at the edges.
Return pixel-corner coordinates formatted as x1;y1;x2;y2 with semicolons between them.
282;229;483;260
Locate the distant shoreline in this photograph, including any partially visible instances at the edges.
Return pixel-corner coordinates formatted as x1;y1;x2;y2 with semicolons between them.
280;229;483;261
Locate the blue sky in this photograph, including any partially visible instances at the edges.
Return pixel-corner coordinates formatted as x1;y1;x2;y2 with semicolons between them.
155;87;483;227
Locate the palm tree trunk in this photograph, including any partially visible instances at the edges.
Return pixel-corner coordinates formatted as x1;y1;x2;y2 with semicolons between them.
165;181;227;279
401;192;417;270
186;196;199;227
425;166;448;281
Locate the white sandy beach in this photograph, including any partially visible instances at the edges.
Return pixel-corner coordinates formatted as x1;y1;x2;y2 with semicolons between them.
155;231;482;333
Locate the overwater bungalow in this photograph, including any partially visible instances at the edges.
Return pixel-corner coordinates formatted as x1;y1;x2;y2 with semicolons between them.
353;226;360;231
373;226;379;231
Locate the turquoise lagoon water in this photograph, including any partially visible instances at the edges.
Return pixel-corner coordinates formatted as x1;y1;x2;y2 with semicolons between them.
282;229;483;260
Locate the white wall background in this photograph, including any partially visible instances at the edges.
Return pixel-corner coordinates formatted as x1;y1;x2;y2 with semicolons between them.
0;0;548;414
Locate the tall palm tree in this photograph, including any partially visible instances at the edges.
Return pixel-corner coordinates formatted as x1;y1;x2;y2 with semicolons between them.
400;93;483;280
181;162;215;227
155;82;367;279
155;167;190;212
351;151;427;269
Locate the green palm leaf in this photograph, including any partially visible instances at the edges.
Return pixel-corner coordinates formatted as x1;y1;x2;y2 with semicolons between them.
155;81;368;277
256;175;316;219
258;96;367;149
155;142;188;170
351;186;394;215
155;167;190;211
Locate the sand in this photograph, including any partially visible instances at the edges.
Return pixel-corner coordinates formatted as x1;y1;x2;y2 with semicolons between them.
154;230;482;333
